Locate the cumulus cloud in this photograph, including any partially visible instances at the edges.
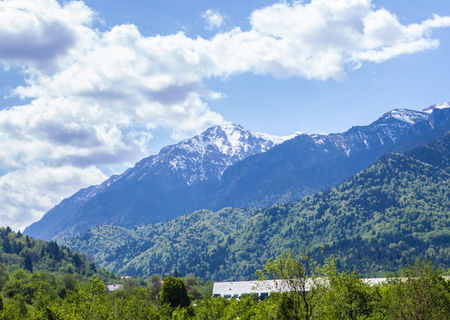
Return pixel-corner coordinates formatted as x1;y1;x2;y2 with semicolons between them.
0;165;106;232
202;9;224;30
244;0;450;78
0;0;450;230
0;0;94;71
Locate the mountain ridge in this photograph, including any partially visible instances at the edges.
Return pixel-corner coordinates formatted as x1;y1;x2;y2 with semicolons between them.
25;104;450;241
66;130;450;280
25;122;290;240
208;105;450;209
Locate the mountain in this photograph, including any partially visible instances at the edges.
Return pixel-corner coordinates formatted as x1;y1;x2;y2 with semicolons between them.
208;105;450;209
25;122;290;240
66;130;450;280
26;104;450;241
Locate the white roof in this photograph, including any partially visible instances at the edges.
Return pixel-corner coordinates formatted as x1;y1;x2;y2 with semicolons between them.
106;284;123;292
362;278;389;285
212;279;317;296
213;278;397;296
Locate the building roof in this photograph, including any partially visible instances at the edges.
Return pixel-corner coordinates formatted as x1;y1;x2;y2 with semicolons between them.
106;284;123;292
212;278;398;297
213;279;317;297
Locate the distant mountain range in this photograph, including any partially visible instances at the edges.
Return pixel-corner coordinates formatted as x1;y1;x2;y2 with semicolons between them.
25;103;450;240
25;123;292;240
66;130;450;280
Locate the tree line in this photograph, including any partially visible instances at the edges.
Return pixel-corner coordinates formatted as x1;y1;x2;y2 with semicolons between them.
0;248;448;319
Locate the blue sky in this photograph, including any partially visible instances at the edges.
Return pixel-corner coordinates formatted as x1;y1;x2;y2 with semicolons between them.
72;0;450;135
0;0;450;230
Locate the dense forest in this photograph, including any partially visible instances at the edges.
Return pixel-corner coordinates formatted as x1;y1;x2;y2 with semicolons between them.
0;236;449;319
67;131;450;280
0;227;116;281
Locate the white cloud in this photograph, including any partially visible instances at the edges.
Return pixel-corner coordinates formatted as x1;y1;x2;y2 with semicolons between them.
0;0;94;71
0;0;449;230
0;165;106;231
245;0;450;78
202;9;224;30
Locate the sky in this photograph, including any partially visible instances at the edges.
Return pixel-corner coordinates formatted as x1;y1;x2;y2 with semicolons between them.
0;0;450;231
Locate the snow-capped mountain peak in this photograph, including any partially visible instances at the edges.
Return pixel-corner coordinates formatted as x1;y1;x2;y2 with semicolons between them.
134;121;295;185
380;109;428;125
423;102;450;113
168;121;288;157
24;103;450;241
199;121;294;156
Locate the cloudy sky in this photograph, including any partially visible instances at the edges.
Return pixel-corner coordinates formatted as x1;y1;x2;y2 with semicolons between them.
1;0;450;231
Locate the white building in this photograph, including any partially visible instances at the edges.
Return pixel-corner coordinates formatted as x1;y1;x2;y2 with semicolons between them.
106;284;123;292
213;278;391;299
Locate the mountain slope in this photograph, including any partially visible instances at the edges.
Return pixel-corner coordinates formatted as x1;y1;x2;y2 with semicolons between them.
67;131;450;280
0;227;116;281
26;104;450;241
25;123;289;240
209;106;450;209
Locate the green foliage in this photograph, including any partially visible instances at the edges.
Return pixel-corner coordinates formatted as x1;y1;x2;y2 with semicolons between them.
313;259;377;319
258;249;315;292
0;249;448;319
378;260;450;320
0;228;117;284
160;276;190;309
257;248;321;320
183;276;213;300
0;265;7;292
68;131;450;280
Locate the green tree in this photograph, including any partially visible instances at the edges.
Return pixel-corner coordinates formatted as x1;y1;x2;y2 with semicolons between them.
380;260;450;320
193;297;230;320
0;296;27;320
60;274;77;292
0;264;8;291
313;258;376;319
24;253;33;273
256;249;317;320
118;288;161;320
160;276;190;309
50;276;109;320
2;238;11;254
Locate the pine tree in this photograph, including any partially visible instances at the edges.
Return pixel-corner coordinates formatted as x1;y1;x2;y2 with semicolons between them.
24;253;33;273
25;236;32;248
2;238;11;253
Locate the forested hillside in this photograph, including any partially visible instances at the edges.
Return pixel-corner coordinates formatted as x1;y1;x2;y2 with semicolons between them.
67;132;450;280
210;107;450;210
26;107;450;242
0;227;116;281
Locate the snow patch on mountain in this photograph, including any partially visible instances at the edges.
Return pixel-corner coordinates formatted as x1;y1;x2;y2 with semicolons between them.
423;102;450;113
256;131;299;145
181;122;293;157
119;121;296;185
163;122;295;184
384;109;428;125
